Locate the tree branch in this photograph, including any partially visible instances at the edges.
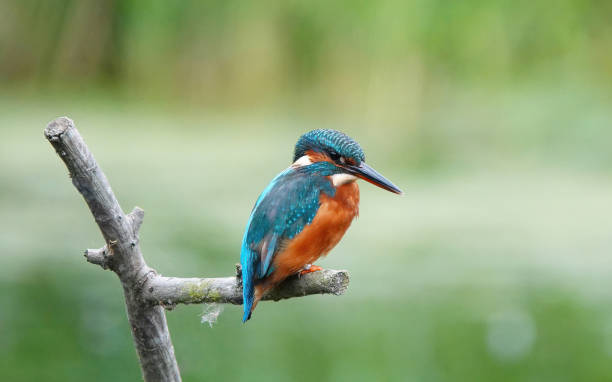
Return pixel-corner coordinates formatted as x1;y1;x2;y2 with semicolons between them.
46;117;180;382
44;116;350;382
84;246;109;269
144;269;349;307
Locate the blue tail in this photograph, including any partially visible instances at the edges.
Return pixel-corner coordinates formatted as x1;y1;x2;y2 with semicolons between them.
241;247;256;323
241;277;254;323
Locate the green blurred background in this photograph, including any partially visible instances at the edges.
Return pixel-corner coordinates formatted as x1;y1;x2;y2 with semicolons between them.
2;1;612;381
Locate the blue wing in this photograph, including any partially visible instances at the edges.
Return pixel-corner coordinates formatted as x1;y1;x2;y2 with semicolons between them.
240;163;336;322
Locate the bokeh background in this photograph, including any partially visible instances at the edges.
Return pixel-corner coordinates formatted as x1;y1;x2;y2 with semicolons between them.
2;1;612;381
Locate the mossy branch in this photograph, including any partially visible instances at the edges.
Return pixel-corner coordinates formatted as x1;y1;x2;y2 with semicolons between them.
143;268;349;307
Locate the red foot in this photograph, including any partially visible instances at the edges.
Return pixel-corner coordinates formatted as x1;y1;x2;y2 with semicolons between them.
299;265;323;276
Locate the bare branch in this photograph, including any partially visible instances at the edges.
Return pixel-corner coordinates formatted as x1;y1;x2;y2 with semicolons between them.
45;117;181;382
44;116;351;382
144;269;350;306
128;206;145;235
84;246;109;269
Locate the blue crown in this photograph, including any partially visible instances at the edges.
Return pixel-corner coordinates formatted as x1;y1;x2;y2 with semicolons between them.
293;129;365;164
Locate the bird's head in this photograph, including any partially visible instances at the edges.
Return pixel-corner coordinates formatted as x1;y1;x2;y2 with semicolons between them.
293;129;402;194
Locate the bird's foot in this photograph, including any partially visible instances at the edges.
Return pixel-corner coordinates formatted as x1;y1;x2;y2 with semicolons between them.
299;264;323;276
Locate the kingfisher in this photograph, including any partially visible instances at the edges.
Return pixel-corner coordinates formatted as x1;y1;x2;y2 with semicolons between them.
240;129;402;322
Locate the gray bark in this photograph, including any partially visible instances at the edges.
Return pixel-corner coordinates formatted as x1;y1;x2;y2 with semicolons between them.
45;117;350;382
142;268;349;306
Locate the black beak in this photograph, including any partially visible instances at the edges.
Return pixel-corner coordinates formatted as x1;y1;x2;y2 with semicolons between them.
344;162;403;195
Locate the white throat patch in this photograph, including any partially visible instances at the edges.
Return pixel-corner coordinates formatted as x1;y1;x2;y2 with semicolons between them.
291;155;313;167
331;173;358;187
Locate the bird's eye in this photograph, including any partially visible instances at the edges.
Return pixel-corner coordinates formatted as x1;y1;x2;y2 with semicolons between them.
329;150;340;161
339;157;346;165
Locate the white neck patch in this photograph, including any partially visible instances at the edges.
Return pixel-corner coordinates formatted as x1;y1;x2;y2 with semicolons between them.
291;155;313;167
331;173;358;187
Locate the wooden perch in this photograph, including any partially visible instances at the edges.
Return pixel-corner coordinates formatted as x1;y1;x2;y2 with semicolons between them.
143;268;349;306
44;117;349;382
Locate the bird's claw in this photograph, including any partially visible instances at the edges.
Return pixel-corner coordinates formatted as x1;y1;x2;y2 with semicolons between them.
299;264;323;276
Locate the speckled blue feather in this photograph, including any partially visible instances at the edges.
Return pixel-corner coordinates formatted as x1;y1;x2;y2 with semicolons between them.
294;129;365;164
240;161;340;322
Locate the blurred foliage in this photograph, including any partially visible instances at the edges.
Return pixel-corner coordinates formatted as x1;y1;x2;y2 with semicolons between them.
1;0;611;104
3;264;612;382
1;0;612;381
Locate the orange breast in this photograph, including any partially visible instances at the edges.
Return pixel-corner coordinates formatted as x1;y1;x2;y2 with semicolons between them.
266;181;360;286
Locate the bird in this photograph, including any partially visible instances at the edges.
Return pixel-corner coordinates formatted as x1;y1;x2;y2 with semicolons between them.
240;129;402;322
